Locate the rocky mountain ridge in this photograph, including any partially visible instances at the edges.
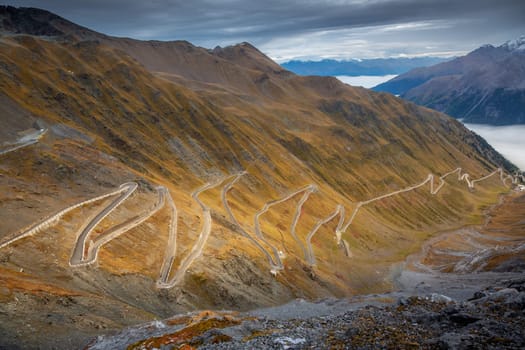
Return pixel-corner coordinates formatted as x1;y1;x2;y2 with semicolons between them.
374;36;525;125
501;36;525;52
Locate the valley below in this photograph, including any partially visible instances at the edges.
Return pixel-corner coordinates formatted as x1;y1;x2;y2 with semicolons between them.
87;190;525;349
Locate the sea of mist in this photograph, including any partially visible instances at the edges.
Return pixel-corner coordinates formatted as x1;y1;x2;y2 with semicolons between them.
464;123;525;171
336;75;397;88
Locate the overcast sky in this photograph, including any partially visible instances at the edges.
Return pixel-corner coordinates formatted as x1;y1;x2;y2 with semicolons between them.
4;0;525;62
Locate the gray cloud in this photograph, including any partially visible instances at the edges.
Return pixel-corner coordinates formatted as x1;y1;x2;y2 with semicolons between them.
3;0;525;60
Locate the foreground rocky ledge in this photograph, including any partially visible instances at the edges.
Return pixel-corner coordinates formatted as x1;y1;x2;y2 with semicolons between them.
88;277;525;349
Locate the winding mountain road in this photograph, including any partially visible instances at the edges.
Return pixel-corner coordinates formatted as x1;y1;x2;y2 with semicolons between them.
289;185;316;262
217;167;519;271
253;185;316;272
69;182;138;266
156;189;178;287
0;182;135;250
340;167;512;235
157;177;228;288
221;172;282;271
472;168;514;187
79;186;168;267
304;205;343;266
299;167;519;268
1;164;521;286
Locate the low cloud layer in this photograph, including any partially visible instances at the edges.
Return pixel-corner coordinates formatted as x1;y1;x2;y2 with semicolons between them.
336;75;397;89
4;0;525;61
464;124;525;171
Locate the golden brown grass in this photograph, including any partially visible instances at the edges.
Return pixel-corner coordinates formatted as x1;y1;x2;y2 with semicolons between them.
0;32;514;302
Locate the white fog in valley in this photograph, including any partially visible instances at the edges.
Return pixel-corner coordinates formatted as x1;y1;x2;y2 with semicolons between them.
464;123;525;171
336;75;397;88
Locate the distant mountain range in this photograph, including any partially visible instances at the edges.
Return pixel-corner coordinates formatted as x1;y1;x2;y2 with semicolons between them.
374;37;525;125
281;57;449;77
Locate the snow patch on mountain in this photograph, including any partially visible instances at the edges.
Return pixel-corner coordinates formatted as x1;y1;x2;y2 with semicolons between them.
501;36;525;52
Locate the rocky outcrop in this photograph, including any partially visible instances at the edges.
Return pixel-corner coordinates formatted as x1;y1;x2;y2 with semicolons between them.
88;278;525;349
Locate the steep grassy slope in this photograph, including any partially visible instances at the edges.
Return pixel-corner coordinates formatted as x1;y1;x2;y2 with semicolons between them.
0;6;520;349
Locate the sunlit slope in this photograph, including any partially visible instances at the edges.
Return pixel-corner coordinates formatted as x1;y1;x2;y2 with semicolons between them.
0;31;516;285
0;14;519;346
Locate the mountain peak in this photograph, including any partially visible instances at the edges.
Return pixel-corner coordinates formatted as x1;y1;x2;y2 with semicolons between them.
0;5;65;36
501;35;525;52
374;35;525;125
210;41;285;73
0;5;100;40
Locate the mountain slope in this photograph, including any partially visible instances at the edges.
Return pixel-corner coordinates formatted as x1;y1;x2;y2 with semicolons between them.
0;6;520;349
373;37;525;125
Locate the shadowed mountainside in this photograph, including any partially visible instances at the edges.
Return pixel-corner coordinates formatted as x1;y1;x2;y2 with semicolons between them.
374;37;525;125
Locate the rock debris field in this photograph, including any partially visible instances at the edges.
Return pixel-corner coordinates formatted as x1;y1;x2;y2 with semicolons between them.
89;277;525;349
